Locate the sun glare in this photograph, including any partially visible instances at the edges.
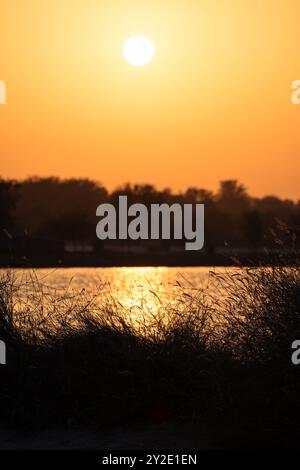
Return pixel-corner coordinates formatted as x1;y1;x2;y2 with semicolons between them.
123;35;155;67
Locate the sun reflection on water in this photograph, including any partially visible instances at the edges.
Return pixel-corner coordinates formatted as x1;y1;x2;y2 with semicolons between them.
4;266;229;334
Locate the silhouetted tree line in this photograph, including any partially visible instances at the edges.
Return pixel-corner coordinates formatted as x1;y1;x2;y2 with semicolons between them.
0;176;300;252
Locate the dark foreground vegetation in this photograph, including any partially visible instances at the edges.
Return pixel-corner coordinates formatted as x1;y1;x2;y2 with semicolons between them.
1;241;300;449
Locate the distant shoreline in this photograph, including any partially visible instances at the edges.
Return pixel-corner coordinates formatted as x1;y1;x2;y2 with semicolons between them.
0;252;293;268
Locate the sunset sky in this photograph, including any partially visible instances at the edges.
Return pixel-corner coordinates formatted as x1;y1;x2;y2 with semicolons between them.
0;1;299;198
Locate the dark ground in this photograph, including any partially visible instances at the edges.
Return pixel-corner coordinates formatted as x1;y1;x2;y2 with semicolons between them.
0;422;299;450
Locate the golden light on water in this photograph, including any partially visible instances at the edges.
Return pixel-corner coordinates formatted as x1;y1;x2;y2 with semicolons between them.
10;266;213;315
6;266;229;337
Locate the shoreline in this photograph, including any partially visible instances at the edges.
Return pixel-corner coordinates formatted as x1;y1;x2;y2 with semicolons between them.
0;252;293;268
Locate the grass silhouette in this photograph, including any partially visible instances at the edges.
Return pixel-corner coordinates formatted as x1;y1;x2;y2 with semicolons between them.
1;238;300;448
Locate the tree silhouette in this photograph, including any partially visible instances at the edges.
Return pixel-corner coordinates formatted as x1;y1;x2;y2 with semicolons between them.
0;176;298;251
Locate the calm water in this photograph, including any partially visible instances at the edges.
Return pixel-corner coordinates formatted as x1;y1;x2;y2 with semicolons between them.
8;266;230;310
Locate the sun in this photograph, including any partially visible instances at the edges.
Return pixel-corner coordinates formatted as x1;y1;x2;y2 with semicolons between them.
123;36;155;67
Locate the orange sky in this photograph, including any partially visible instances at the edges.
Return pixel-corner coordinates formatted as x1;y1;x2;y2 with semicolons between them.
0;0;299;198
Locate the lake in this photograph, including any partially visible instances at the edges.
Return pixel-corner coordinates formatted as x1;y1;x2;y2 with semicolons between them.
6;266;231;312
